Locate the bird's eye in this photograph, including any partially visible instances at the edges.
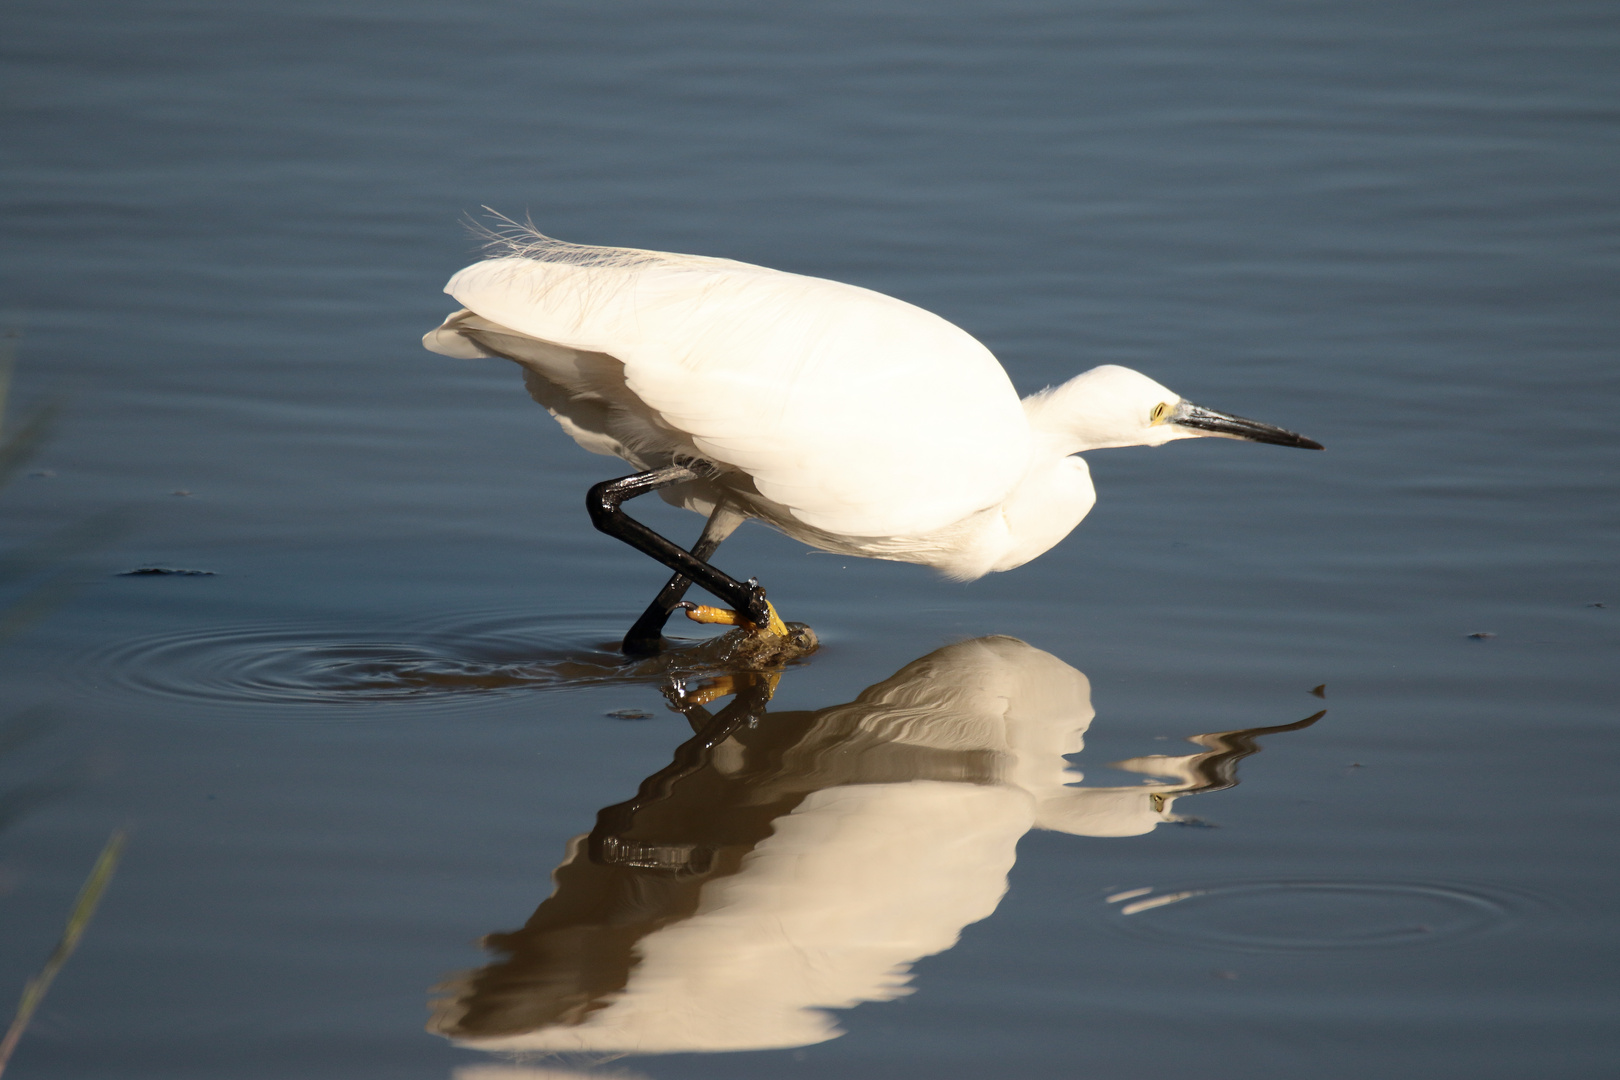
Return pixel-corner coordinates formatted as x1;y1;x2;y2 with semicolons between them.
1149;402;1170;424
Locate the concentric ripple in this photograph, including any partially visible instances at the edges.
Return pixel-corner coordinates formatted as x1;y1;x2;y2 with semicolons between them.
1098;879;1537;952
74;610;756;716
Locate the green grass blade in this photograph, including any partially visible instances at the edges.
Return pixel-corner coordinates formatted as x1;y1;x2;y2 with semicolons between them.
0;829;127;1077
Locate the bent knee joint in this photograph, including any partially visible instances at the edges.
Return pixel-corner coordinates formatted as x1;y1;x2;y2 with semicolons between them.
585;482;623;531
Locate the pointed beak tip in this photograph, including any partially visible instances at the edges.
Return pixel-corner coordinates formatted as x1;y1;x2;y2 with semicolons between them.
1172;402;1323;451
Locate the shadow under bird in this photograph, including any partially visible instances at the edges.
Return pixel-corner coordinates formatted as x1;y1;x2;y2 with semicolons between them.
424;226;1322;653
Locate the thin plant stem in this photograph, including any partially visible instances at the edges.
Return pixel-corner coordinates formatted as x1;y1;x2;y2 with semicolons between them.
0;829;127;1077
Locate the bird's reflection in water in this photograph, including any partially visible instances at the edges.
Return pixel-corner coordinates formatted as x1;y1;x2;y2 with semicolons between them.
431;636;1320;1057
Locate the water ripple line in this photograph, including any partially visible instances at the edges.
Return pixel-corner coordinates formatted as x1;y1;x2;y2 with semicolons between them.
69;610;781;717
1096;879;1548;952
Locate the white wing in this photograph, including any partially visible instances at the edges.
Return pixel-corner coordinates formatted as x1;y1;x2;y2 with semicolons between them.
426;245;1030;539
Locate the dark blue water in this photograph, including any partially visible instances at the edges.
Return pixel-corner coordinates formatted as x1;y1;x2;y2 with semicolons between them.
2;2;1617;1077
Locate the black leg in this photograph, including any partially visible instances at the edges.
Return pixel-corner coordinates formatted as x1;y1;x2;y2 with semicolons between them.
622;504;745;656
587;468;773;637
587;670;775;871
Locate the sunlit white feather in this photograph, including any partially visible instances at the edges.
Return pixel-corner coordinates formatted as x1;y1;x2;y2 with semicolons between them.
424;231;1196;580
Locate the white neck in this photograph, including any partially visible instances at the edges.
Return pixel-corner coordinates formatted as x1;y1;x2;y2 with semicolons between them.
959;365;1186;577
903;366;1196;580
988;450;1096;573
1022;365;1187;453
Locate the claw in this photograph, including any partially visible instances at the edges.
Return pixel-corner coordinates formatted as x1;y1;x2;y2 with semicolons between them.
680;599;790;637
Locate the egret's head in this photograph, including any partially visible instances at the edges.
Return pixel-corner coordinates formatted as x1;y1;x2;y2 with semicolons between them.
1027;365;1323;453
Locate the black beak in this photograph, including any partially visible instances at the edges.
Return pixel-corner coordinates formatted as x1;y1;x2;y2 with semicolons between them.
1171;402;1324;450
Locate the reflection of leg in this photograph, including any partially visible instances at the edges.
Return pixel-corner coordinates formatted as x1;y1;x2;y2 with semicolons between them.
622;504;747;656
590;669;777;870
586;468;772;641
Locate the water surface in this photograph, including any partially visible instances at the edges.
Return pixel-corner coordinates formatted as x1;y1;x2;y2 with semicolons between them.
1;2;1616;1078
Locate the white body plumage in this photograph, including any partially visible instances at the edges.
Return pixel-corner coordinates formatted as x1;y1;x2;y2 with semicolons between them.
424;232;1318;580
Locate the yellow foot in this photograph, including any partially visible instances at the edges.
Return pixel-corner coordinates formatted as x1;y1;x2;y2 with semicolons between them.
678;670;782;706
681;674;738;706
682;600;790;637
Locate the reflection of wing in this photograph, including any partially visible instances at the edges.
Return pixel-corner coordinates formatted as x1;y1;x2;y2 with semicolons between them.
617;782;1026;1051
431;637;1080;1054
425;249;1029;538
438;783;1029;1055
431;636;1316;1056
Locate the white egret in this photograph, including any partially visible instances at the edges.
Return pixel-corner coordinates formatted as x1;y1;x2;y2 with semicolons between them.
424;227;1321;652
